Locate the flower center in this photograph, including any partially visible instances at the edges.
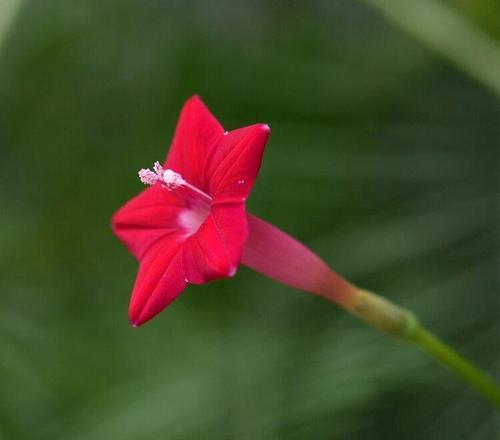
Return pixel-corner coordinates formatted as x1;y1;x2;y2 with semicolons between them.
178;205;209;234
138;161;212;235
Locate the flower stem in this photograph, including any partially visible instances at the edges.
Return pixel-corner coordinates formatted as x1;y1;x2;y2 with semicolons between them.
349;289;500;408
243;216;500;407
410;324;500;407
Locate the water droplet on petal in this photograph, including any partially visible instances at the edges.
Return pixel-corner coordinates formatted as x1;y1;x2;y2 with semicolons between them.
184;278;189;283
223;131;228;136
238;179;245;184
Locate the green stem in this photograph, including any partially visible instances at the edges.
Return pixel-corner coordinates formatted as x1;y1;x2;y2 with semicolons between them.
409;324;500;408
348;289;500;408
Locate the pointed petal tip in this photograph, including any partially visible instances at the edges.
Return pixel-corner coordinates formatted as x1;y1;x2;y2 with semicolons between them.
129;313;150;328
179;94;207;114
187;93;202;103
129;311;145;327
185;94;211;109
129;314;141;327
129;302;151;327
255;123;271;141
129;303;157;327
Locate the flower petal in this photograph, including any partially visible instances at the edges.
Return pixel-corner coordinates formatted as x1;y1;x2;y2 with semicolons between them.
183;203;248;283
112;185;185;260
129;238;187;326
208;124;270;203
165;95;224;192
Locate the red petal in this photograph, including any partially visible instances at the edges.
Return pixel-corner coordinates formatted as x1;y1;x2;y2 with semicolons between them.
112;185;185;260
165;95;224;192
129;238;187;326
164;96;270;202
183;203;248;283
208;124;270;203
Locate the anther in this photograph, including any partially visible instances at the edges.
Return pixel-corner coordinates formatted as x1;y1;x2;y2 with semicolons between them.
138;168;160;186
162;169;185;189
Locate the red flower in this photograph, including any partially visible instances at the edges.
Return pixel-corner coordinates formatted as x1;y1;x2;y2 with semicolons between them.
113;96;355;326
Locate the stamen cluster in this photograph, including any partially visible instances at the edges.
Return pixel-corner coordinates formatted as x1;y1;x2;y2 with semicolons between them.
138;162;185;190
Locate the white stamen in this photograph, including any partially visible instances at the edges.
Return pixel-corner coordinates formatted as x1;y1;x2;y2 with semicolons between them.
162;169;185;189
138;162;186;190
138;168;161;185
138;161;213;206
153;161;163;175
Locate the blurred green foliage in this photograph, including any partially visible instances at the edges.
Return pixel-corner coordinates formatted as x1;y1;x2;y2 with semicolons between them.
0;1;499;439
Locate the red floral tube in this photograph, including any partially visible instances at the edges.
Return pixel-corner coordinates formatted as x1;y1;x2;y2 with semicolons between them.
242;214;357;309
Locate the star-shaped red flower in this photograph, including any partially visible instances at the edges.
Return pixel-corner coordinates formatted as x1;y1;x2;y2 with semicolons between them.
113;98;500;407
112;96;270;325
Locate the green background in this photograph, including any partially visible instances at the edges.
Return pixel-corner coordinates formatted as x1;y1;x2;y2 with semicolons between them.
1;1;499;438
